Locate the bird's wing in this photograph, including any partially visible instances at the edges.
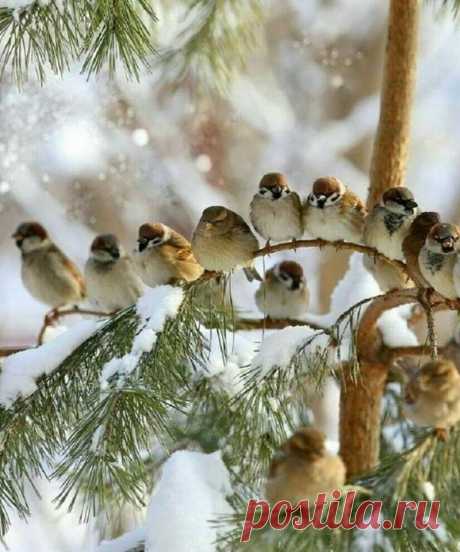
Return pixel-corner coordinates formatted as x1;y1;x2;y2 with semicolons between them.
49;245;86;297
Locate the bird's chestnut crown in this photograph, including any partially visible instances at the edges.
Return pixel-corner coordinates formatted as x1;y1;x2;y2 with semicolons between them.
382;187;418;215
258;172;291;200
308;176;345;209
91;234;121;261
273;260;305;290
427;223;460;254
12;222;48;250
138;223;169;251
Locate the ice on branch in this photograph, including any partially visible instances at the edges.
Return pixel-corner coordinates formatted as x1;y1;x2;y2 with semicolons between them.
145;450;232;552
0;320;101;408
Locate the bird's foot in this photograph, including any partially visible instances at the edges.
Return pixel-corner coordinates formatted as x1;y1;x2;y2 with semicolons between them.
434;427;448;442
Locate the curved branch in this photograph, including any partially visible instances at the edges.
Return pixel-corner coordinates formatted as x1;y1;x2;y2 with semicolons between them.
254;239;409;276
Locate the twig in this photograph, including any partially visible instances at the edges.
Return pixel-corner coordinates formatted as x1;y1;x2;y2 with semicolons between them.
37;306;112;345
254;239;409;276
0;346;30;358
233;317;328;332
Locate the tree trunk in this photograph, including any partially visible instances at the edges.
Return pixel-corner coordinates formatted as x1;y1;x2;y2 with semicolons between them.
367;0;420;210
340;0;421;479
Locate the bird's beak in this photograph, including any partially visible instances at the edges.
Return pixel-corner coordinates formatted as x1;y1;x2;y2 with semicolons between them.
138;239;147;252
317;195;327;209
291;279;300;290
272;187;282;199
404;199;418;212
441;238;455;253
11;231;20;239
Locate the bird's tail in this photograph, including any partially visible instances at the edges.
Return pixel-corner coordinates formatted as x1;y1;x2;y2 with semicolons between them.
243;265;262;282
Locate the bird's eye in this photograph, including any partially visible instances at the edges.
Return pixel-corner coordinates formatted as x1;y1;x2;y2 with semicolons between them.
259;189;267;195
285;189;291;194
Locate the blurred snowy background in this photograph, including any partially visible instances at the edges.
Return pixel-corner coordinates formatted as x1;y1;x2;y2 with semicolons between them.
1;0;460;549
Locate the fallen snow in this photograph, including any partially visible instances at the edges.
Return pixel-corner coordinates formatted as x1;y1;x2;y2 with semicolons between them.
0;320;100;408
98;528;146;552
197;329;256;395
250;326;332;379
145;450;232;552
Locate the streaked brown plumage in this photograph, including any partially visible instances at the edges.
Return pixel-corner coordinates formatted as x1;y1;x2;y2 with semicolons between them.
303;177;366;242
404;359;460;429
402;211;441;287
136;223;203;286
12;221;86;308
265;427;346;504
192;206;261;280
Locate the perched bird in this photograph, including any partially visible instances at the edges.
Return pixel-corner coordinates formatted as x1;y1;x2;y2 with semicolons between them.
402;211;441;288
265;427;346;505
249;173;303;245
135;223;203;286
303;176;366;242
85;234;144;311
255;261;309;319
12;222;85;308
404;359;460;430
418;223;460;300
191;206;261;281
364;186;418;261
364;187;418;291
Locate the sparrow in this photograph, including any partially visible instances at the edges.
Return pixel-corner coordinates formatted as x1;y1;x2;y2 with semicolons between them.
12;221;85;308
404;359;460;430
255;261;309;319
363;187;418;291
364;186;418;261
135;223;203;286
402;211;441;288
191;206;261;281
249;172;303;245
303;176;366;242
84;234;145;311
265;427;346;505
418;223;460;300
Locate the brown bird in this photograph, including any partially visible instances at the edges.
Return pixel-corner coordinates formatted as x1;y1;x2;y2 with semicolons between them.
191;206;261;281
364;187;418;261
404;359;460;430
255;261;309;319
364;187;419;291
135;223;203;286
85;234;145;311
303;176;366;242
402;211;441;288
250;173;303;245
265;427;346;505
12;222;85;309
418;222;460;300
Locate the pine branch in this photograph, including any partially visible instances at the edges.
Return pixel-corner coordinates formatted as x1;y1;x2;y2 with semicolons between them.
0;0;157;84
160;0;263;92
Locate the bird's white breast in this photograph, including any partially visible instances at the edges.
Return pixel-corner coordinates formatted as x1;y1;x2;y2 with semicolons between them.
304;204;362;242
250;195;303;242
419;248;457;299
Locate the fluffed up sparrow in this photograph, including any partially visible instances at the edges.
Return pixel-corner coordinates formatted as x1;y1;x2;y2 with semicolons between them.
303;176;366;243
12;222;85;308
192;206;261;281
364;186;418;261
136;223;203;286
418;222;460;300
250;172;303;245
255;260;309;319
85;233;145;311
402;211;441;288
404;359;460;430
364;186;418;291
265;427;346;505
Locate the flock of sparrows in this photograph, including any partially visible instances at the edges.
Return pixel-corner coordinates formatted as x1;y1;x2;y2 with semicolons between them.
11;173;460;502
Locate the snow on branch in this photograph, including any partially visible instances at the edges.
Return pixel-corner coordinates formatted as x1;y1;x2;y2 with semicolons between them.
0;319;102;408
